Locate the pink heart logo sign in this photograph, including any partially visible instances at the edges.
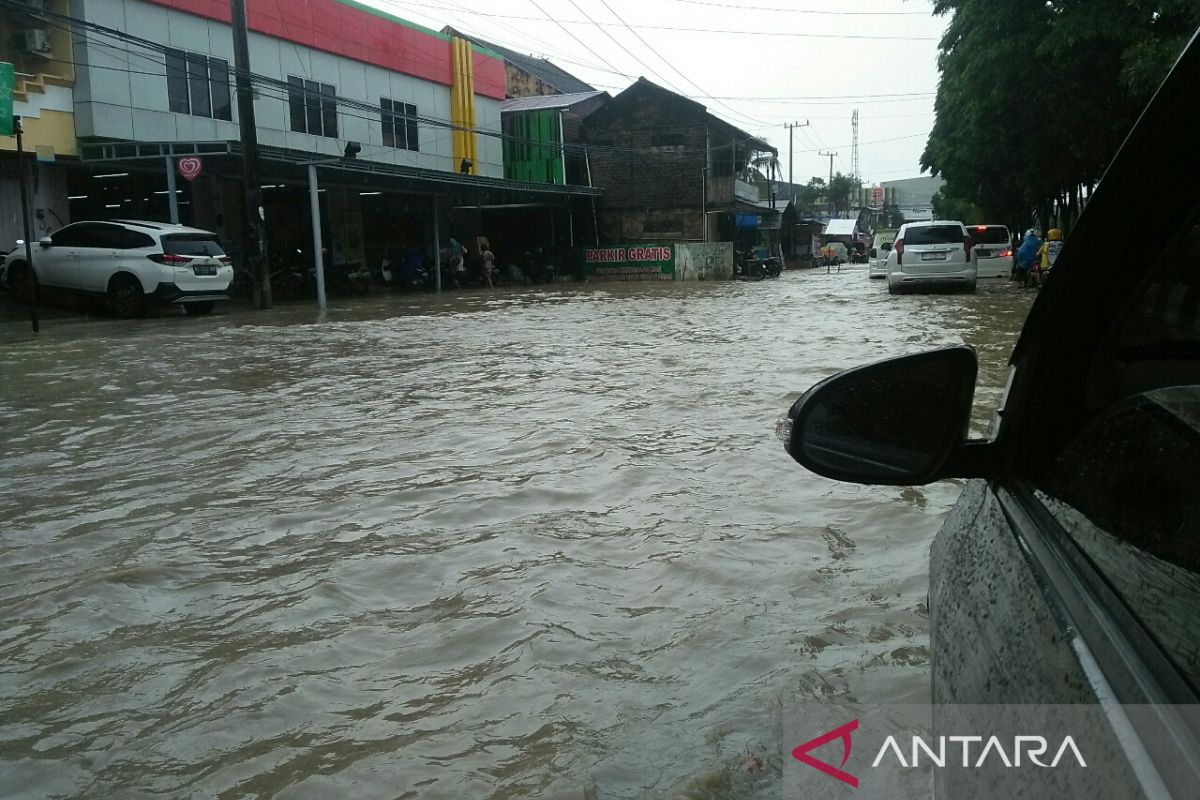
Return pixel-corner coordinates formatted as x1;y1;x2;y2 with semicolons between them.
177;157;202;182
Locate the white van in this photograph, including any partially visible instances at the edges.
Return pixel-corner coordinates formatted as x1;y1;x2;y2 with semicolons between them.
968;224;1014;279
868;229;898;278
885;220;977;294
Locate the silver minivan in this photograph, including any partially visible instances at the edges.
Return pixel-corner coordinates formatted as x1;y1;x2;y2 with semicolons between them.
885;220;977;294
968;223;1014;279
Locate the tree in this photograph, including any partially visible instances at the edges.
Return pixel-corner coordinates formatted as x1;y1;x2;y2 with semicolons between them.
797;177;825;210
827;172;862;215
932;190;984;224
920;0;1200;232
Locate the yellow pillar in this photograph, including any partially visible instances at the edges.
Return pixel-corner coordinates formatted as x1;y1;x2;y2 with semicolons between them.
450;36;477;174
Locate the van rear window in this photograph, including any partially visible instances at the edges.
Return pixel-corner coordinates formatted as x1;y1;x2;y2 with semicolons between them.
969;226;1010;245
904;225;964;245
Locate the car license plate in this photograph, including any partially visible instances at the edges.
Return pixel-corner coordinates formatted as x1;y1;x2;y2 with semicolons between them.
922;252;947;261
193;264;217;276
976;249;990;257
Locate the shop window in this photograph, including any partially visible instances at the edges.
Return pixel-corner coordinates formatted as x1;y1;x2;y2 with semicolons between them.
381;98;419;151
288;77;338;138
165;48;231;121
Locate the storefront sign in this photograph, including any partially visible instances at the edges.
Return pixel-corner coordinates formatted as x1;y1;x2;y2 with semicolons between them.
0;63;13;137
583;244;676;281
178;156;203;181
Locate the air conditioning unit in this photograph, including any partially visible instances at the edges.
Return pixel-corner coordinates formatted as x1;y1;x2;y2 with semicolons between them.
18;29;52;56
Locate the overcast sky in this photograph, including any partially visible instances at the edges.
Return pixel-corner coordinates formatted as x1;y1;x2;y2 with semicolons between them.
362;0;947;186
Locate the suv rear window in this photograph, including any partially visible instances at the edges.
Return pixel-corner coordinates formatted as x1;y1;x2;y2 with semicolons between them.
161;235;226;257
969;226;1010;245
903;225;965;245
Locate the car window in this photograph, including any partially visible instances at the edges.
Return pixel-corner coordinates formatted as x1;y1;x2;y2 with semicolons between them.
161;235;226;257
1118;222;1200;352
903;225;964;245
121;230;157;249
1039;212;1200;690
50;224;108;248
969;226;1009;245
54;224;127;249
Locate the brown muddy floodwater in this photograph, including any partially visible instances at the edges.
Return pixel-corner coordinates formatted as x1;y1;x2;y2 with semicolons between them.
0;268;1034;799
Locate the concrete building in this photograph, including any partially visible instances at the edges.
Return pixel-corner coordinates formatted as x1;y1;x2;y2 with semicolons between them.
1;0;78;248
3;0;600;286
441;27;596;99
880;175;945;223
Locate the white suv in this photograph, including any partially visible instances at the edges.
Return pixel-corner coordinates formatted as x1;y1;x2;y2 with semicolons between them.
885;219;977;294
4;220;235;317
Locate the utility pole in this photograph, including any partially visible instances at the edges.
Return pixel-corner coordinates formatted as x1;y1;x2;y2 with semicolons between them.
850;110;860;182
784;120;809;187
819;150;838;187
231;0;270;308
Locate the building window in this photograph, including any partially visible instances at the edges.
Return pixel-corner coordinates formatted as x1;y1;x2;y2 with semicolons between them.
288;77;338;138
381;98;419;151
165;49;231;121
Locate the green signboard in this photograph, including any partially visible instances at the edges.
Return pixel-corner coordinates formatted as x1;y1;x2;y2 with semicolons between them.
0;62;13;137
583;244;676;281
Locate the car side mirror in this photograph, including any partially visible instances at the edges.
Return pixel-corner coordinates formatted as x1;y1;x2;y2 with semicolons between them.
39;237;53;248
776;346;978;485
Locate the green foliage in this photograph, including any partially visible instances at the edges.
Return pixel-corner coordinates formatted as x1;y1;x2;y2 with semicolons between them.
920;0;1200;228
796;177;825;209
827;172;862;214
932;190;984;223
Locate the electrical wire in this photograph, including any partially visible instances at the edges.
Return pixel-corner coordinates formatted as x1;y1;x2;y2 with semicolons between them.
591;0;771;129
353;0;940;39
6;0;823;162
663;0;930;15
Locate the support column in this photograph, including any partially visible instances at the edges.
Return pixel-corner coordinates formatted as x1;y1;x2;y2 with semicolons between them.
165;156;179;224
308;164;326;310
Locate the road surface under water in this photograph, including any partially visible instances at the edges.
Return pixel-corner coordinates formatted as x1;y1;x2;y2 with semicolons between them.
0;269;1034;799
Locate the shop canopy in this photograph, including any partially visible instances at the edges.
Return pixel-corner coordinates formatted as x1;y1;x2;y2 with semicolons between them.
823;219;857;237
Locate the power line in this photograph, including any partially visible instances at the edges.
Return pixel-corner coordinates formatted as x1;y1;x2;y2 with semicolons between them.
591;0;771;129
526;0;634;80
352;0;940;40
7;0;794;163
664;0;931;15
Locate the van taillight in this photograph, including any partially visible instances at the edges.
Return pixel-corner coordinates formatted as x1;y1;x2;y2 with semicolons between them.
894;239;904;265
964;235;973;259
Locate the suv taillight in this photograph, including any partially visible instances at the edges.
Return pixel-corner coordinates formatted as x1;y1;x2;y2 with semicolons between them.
218;255;232;266
964;235;974;259
148;253;191;266
894;239;904;265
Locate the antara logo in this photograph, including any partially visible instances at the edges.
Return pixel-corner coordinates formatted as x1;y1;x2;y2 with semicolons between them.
793;721;1088;788
792;719;861;788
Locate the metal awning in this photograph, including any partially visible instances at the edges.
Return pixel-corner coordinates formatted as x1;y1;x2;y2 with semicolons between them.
824;219;857;236
78;140;603;198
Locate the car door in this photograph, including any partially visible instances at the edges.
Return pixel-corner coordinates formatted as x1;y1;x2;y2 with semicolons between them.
931;43;1200;795
38;223;99;288
66;223;125;293
779;29;1200;799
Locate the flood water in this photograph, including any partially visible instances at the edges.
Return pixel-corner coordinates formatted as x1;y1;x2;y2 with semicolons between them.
0;269;1034;799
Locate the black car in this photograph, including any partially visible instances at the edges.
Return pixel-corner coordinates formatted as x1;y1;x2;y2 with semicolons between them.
778;30;1200;799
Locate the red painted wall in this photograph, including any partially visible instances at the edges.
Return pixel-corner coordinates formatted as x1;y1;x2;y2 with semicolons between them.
142;0;506;100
